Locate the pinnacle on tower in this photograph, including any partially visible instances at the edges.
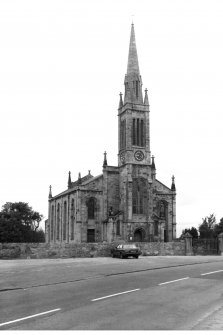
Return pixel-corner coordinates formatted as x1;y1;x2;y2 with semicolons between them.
68;171;72;189
151;155;156;170
118;92;123;109
144;88;149;105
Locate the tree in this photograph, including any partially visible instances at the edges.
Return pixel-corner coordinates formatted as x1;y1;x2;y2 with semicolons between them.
198;214;216;239
214;217;223;236
180;227;198;239
0;202;44;243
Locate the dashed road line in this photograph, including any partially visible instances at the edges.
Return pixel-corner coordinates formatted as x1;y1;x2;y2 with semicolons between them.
158;277;189;286
91;288;140;301
0;308;61;327
201;269;223;276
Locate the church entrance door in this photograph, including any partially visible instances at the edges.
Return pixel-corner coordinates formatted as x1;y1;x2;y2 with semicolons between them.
134;228;145;242
87;229;95;242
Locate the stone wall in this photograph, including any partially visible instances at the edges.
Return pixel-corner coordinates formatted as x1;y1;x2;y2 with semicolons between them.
0;241;186;259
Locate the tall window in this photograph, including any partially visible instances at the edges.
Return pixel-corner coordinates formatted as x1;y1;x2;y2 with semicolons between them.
71;199;74;240
63;201;67;240
87;198;95;219
120;119;126;149
132;178;147;214
132;118;145;146
56;204;60;240
159;201;166;218
51;205;54;241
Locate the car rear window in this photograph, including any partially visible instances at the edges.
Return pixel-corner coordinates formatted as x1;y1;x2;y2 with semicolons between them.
123;244;137;249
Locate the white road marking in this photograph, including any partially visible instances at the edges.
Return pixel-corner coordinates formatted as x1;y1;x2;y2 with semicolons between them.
91;288;140;301
201;269;223;276
158;277;189;286
0;308;61;327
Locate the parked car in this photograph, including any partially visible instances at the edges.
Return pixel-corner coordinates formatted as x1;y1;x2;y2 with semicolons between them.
111;244;141;259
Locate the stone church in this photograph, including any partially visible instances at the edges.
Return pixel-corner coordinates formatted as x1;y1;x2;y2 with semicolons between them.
46;24;177;244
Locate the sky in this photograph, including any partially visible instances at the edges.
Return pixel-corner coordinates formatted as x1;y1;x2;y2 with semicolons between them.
0;0;223;237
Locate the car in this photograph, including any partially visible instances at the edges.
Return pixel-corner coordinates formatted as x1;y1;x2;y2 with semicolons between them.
111;244;141;259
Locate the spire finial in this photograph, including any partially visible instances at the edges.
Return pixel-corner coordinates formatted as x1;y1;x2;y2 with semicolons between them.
49;185;52;199
171;175;176;192
68;171;72;189
103;151;108;168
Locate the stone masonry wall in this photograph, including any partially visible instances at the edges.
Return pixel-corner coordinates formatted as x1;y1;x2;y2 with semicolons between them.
0;241;185;259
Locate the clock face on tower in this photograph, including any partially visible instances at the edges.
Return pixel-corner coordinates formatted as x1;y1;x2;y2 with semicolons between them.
134;150;144;161
120;153;125;164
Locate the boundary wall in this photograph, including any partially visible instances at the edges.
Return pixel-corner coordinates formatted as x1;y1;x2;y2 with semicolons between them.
0;241;185;259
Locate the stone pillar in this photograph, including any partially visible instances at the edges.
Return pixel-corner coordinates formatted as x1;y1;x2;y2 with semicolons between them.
184;232;193;256
218;232;223;255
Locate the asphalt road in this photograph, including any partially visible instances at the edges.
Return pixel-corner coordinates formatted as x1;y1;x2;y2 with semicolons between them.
1;256;223;330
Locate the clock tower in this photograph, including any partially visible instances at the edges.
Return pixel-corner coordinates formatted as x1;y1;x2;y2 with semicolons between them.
118;23;155;240
118;23;151;167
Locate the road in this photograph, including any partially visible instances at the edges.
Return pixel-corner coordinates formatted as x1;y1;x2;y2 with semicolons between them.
0;255;223;330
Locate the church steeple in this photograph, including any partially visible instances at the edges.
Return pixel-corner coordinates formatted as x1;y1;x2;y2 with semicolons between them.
127;23;140;75
124;24;143;104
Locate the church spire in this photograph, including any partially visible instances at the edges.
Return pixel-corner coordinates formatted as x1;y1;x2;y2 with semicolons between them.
127;23;140;75
124;24;143;104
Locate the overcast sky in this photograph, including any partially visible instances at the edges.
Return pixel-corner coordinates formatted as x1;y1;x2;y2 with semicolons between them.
1;0;223;237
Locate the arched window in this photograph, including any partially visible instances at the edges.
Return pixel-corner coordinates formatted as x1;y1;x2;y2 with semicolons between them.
87;198;95;219
132;178;147;214
120;120;126;149
159;201;167;219
71;199;75;240
132;118;145;146
56;204;60;240
63;201;67;240
51;205;54;241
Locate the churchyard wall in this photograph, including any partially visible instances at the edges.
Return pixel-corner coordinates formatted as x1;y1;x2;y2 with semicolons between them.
0;241;186;259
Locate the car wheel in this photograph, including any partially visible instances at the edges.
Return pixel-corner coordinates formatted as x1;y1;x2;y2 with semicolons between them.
120;253;124;259
135;255;138;259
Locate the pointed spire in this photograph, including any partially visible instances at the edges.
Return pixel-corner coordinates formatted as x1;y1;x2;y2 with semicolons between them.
78;172;82;185
49;185;52;199
124;24;143;104
118;92;123;109
68;171;72;189
144;88;149;105
103;151;108;167
171;175;176;192
127;23;140;75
